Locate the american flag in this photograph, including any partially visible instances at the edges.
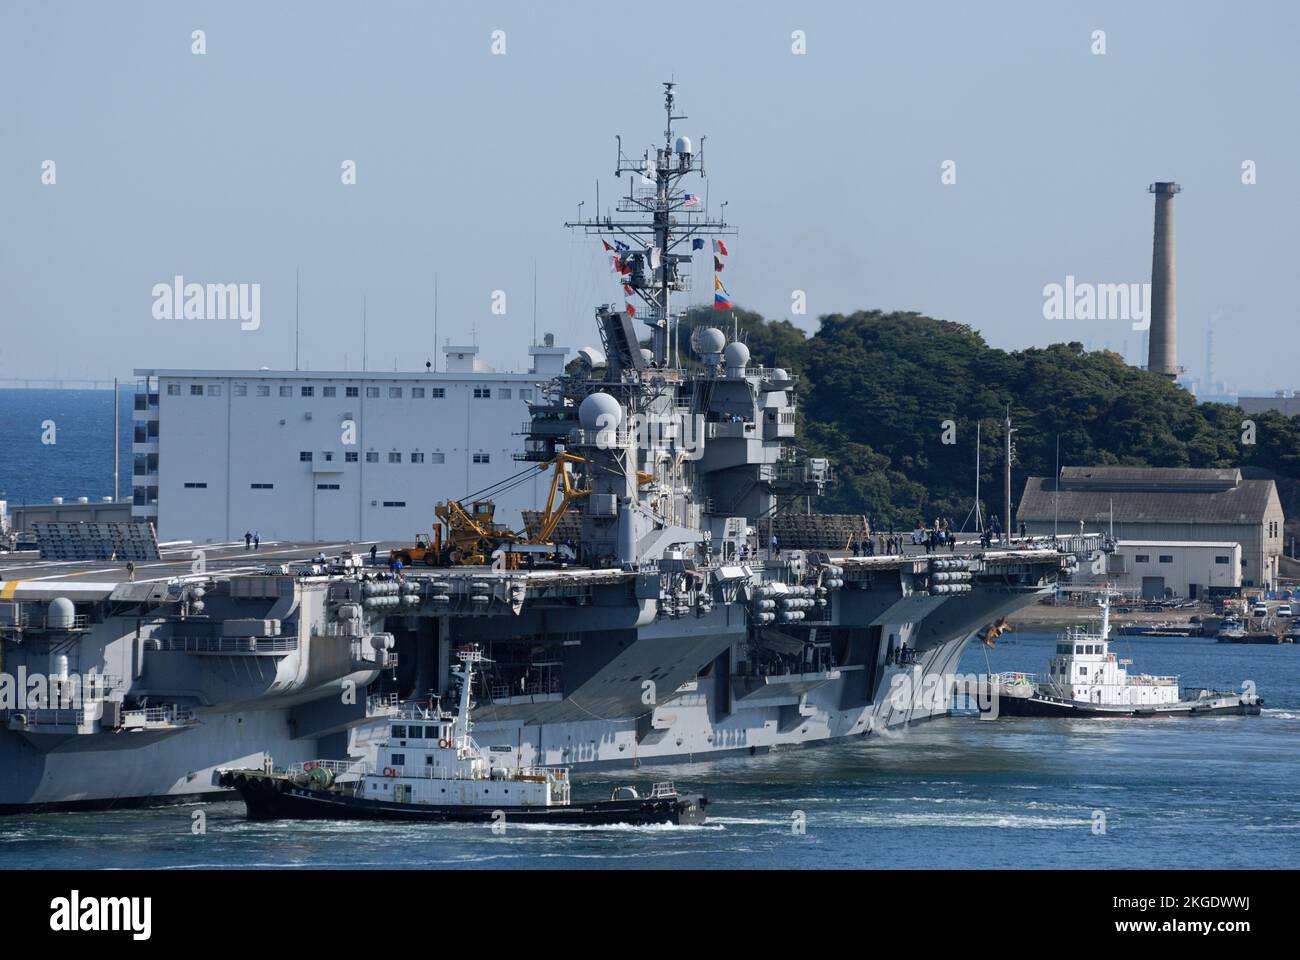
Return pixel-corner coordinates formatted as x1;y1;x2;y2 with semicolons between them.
682;193;701;208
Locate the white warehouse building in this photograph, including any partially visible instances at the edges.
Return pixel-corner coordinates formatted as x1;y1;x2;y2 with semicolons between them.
131;342;569;544
1106;540;1243;601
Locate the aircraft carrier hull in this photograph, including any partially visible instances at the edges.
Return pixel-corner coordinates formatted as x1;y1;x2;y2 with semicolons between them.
0;540;1090;811
0;628;972;810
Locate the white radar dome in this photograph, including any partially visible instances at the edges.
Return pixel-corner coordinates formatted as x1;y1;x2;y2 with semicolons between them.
579;392;623;431
697;327;726;355
723;341;750;369
772;368;790;382
47;597;76;630
675;136;692;155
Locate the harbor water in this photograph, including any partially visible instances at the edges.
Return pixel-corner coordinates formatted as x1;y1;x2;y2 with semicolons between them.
3;631;1297;869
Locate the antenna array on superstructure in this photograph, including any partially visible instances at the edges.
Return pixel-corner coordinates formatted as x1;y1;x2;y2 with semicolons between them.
564;82;738;368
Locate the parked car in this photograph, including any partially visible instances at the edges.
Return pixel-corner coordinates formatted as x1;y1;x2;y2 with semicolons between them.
1251;603;1269;618
1278;604;1294;618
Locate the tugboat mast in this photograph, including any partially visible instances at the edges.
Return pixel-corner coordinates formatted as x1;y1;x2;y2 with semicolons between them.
565;82;737;368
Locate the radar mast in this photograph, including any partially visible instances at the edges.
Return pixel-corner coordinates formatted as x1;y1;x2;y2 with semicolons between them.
565;82;737;369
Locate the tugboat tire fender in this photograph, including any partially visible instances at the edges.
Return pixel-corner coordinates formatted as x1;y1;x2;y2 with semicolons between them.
383;767;397;777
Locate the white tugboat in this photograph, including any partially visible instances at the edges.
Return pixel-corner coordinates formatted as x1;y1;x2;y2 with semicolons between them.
219;647;707;825
990;595;1262;718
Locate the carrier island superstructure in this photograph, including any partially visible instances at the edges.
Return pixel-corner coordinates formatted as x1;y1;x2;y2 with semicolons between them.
0;86;1105;810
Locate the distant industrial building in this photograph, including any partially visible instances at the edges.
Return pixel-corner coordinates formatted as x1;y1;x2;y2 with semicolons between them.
1018;466;1284;592
1238;392;1300;418
131;341;569;544
1106;540;1241;601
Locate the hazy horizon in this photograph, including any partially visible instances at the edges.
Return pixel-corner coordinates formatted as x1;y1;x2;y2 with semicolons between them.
3;1;1297;395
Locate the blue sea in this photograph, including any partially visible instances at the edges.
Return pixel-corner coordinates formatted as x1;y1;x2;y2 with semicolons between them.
1;389;1298;869
0;388;134;508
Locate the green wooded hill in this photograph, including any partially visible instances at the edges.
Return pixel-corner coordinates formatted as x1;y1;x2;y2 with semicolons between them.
675;305;1300;535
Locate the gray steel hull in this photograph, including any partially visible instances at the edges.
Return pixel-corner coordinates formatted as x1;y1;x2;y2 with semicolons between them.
0;627;974;810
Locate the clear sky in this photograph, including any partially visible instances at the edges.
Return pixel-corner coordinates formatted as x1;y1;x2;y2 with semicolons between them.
2;0;1296;394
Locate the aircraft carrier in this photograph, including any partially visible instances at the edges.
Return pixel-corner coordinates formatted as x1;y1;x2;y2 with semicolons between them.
0;85;1105;811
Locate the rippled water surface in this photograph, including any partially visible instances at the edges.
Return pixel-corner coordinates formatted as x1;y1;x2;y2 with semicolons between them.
4;632;1297;869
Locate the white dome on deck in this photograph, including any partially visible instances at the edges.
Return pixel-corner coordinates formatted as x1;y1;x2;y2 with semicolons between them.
579;392;623;430
723;341;750;369
697;327;726;355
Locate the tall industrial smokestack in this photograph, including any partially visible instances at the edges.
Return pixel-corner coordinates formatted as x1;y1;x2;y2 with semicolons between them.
1147;181;1181;378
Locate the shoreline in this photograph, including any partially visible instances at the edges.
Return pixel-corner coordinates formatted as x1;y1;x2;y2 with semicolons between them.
1006;603;1209;633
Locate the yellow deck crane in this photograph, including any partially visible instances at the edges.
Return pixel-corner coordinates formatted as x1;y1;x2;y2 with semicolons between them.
433;499;524;566
532;452;591;545
432;453;594;566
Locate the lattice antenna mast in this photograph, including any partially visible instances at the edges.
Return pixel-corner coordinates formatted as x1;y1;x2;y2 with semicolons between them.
565;82;737;368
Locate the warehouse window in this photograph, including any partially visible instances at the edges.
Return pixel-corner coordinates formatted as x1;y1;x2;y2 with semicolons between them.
473;387;491;398
430;452;445;464
410;452;425;464
388;452;401;463
279;385;292;397
472;453;490;464
322;451;334;462
431;388;445;398
520;388;533;401
256;385;270;397
251;483;274;489
183;482;208;489
382;501;407;508
499;388;512;400
190;384;203;396
346;386;359;397
300;451;312;461
1215;555;1230;564
167;383;181;396
1158;555;1173;564
316;483;340;490
301;386;314;397
1134;554;1150;563
207;385;222;396
389;387;402;399
345;451;358;462
366;452;379;463
322;386;336;397
411;387;425;398
234;384;247;397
